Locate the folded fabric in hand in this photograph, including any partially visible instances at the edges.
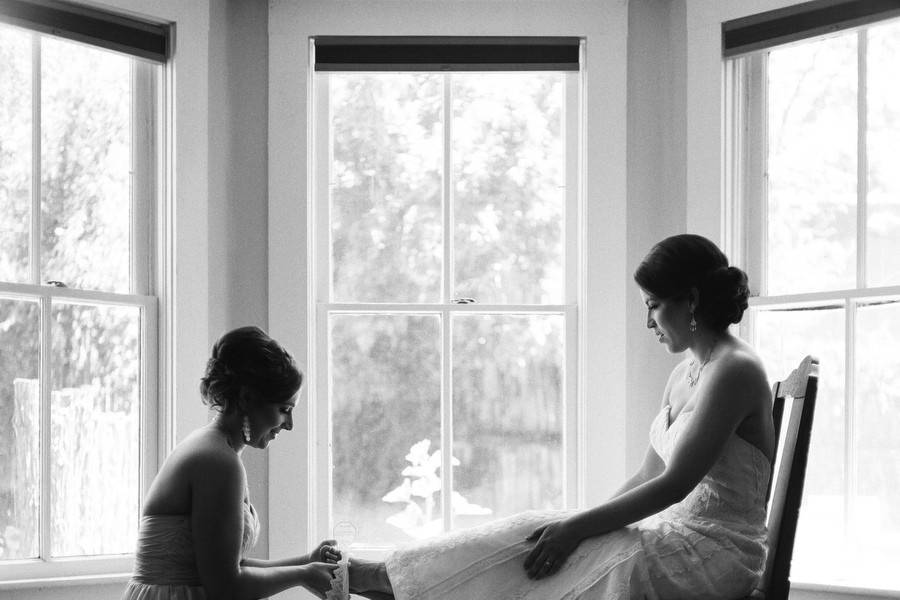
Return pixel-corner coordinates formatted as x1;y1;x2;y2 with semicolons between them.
326;558;349;600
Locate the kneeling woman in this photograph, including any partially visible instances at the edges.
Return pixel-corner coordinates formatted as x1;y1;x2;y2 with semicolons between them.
348;234;775;600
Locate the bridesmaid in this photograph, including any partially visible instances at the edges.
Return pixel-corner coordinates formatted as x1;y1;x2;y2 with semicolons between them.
122;326;340;600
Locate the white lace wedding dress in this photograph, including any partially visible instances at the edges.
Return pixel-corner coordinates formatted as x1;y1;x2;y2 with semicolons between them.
385;404;770;600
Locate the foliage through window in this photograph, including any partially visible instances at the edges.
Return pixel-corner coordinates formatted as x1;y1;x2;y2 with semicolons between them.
732;16;900;590
313;64;580;551
0;21;160;573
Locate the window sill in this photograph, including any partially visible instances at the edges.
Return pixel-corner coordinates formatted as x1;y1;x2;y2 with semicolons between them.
0;571;131;590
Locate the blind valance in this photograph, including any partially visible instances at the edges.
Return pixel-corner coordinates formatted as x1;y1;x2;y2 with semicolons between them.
723;0;900;57
314;36;581;71
0;0;171;62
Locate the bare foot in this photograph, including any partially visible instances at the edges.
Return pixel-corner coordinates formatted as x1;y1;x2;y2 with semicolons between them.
348;557;393;595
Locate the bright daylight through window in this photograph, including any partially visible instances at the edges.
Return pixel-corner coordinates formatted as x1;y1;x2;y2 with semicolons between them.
0;13;161;578
312;39;581;552
730;13;900;591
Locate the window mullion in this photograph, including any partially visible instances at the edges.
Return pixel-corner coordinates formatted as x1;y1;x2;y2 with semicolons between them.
441;73;454;532
39;293;52;559
844;299;856;544
856;30;868;290
441;309;453;532
30;33;40;286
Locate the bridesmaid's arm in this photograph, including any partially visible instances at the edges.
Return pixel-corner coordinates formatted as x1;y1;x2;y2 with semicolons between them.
191;447;337;599
241;540;339;568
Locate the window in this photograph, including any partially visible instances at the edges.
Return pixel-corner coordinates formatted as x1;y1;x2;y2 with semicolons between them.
727;3;900;590
311;37;581;551
0;2;166;581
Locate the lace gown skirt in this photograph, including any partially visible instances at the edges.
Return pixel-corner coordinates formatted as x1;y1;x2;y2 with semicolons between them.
385;406;769;600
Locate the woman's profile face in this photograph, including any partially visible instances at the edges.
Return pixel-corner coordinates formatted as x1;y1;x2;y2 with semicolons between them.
245;391;298;449
640;288;692;354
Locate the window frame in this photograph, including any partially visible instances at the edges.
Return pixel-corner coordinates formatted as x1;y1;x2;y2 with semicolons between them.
0;24;162;582
309;65;582;549
268;0;630;566
726;13;900;593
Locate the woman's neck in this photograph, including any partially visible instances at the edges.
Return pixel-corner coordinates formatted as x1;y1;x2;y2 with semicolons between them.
208;413;246;454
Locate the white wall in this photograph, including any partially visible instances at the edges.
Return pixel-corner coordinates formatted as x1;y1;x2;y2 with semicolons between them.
625;0;687;474
207;0;272;559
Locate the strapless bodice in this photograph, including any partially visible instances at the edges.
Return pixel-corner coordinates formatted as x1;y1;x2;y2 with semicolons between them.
131;501;259;586
649;405;770;536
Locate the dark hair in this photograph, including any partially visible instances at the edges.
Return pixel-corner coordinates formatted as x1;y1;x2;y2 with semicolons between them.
200;326;303;414
633;234;749;331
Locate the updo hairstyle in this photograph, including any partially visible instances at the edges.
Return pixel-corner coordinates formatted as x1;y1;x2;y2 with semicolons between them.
200;326;303;414
633;234;749;332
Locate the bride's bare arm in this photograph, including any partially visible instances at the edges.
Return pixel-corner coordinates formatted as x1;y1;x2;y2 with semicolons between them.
526;353;768;579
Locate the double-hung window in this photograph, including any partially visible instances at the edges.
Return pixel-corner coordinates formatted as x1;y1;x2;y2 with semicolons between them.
726;1;900;590
0;1;167;581
310;37;582;551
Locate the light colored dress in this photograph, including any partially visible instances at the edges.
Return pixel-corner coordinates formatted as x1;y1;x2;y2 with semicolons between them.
121;500;260;599
385;404;770;600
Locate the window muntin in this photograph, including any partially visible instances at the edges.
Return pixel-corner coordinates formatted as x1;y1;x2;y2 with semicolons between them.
315;64;578;551
0;20;159;574
734;15;900;589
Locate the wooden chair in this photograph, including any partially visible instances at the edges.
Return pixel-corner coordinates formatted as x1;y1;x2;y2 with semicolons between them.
743;355;819;600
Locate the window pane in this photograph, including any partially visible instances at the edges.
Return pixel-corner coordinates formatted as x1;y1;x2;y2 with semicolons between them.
0;25;32;284
331;314;441;546
50;302;140;557
851;300;900;586
753;306;846;577
452;74;565;305
0;298;40;560
767;34;857;295
41;37;132;293
452;313;564;528
866;22;900;287
329;74;443;303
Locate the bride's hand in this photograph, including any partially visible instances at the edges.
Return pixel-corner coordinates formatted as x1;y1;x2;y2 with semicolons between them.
308;538;342;564
523;519;581;580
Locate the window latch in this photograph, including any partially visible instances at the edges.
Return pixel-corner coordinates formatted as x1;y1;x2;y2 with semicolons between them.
453;298;477;304
45;280;68;288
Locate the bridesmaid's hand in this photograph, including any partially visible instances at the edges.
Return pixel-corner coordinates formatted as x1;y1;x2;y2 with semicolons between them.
308;538;342;564
300;562;339;599
523;519;581;579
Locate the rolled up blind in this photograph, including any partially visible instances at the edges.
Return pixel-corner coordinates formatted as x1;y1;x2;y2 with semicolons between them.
723;0;900;58
0;0;171;63
314;36;581;71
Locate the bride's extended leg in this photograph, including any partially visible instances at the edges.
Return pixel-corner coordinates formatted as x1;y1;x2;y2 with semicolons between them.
348;557;394;596
354;592;394;600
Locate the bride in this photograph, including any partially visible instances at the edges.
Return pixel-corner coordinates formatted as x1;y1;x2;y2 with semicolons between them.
345;234;775;600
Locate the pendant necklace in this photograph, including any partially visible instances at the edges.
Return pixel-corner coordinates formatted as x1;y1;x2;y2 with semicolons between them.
687;338;717;388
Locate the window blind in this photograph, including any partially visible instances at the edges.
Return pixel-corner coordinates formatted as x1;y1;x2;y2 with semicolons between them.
0;0;171;62
314;36;581;71
723;0;900;57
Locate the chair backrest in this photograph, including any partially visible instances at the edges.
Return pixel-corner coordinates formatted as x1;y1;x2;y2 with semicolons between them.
759;355;819;600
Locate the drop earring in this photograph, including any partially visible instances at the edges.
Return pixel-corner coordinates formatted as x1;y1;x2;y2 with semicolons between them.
242;415;252;443
689;311;697;332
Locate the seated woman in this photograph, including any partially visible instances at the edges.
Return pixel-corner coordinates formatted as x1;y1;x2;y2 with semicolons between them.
122;326;340;600
347;234;775;600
